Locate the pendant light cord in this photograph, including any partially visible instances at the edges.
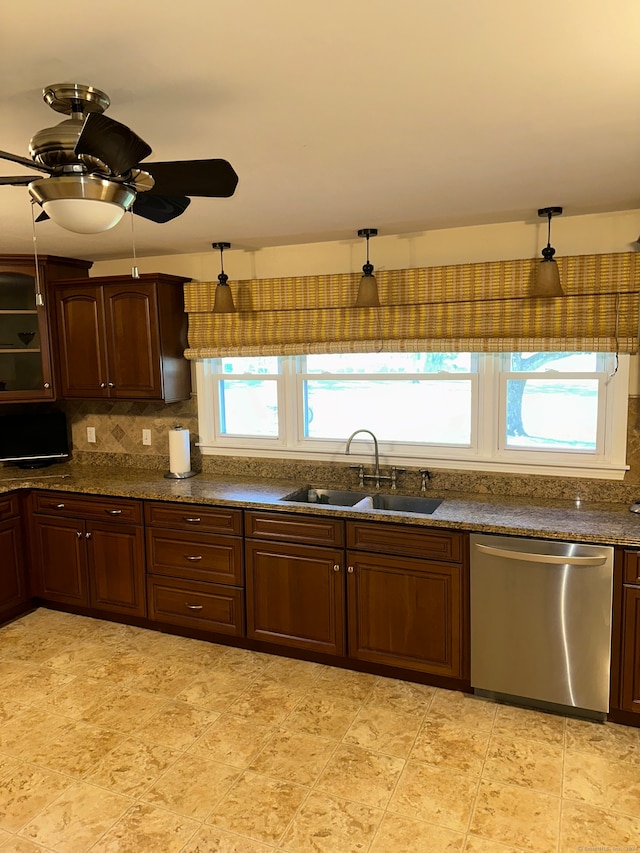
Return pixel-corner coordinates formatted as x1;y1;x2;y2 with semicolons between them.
130;211;140;279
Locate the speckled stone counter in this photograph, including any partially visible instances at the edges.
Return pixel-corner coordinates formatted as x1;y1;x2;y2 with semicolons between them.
2;462;640;546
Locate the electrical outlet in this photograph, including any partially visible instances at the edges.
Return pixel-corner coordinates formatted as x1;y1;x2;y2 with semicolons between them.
142;429;152;446
86;426;96;443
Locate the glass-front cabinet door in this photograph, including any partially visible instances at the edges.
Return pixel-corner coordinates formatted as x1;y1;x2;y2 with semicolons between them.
0;267;54;401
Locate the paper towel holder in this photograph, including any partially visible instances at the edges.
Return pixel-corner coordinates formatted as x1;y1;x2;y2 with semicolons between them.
164;425;198;479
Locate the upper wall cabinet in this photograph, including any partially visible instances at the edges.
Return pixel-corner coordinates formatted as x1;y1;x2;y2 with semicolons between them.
51;273;191;402
0;255;92;403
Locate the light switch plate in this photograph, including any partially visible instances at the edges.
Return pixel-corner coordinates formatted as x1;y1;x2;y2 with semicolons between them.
87;426;96;443
142;429;152;446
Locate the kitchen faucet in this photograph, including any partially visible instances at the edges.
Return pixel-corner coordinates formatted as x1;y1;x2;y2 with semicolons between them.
345;428;402;489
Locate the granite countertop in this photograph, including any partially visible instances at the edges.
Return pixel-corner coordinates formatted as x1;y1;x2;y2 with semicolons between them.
2;463;640;547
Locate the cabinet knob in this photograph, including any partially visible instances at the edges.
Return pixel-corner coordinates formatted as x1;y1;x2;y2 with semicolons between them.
185;555;203;561
347;565;355;573
106;509;122;516
108;382;114;388
185;603;204;611
43;383;50;389
100;382;106;388
76;531;82;539
333;564;340;572
85;532;92;540
55;503;65;509
184;517;201;523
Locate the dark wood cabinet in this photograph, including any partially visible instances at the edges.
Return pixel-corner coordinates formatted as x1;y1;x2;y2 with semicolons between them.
619;549;640;714
29;491;145;616
51;273;191;402
246;538;346;655
0;255;91;401
145;501;244;635
0;493;29;618
346;521;466;678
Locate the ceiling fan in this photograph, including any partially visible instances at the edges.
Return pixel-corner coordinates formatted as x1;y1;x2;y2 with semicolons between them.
0;83;238;234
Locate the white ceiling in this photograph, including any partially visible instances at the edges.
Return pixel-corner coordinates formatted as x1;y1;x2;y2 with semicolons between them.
1;0;639;262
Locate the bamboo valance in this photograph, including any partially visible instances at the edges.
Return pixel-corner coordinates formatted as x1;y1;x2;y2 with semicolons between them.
183;251;640;358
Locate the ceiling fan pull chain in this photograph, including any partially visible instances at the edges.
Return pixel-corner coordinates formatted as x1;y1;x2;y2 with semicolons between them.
130;210;140;279
30;201;44;307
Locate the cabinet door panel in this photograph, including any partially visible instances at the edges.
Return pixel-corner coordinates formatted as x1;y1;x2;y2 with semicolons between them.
54;286;108;397
104;285;162;398
245;539;345;655
87;522;146;617
0;517;27;612
621;587;640;713
30;515;88;605
347;551;462;677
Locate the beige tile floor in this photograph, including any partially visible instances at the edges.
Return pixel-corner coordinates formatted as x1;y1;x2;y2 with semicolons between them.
0;609;639;852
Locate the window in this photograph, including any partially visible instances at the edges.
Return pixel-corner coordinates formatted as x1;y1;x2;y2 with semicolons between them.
195;351;629;479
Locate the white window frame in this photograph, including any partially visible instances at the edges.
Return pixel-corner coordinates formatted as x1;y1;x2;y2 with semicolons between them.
195;352;630;480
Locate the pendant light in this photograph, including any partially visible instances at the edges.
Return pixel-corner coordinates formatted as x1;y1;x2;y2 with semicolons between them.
212;241;236;313
354;228;380;307
533;207;564;297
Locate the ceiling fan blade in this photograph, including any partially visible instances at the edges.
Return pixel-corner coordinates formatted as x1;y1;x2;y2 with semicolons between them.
0;149;51;173
143;159;238;198
75;112;152;176
0;175;36;186
131;194;191;223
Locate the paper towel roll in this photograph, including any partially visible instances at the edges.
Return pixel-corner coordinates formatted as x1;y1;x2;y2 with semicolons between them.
168;427;191;475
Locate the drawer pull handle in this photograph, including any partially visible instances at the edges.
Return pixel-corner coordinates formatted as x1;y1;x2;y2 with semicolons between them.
106;509;122;516
55;503;65;509
184;517;201;523
185;603;204;610
185;555;203;561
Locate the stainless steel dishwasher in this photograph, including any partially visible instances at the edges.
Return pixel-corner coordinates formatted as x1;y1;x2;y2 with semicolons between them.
470;532;614;719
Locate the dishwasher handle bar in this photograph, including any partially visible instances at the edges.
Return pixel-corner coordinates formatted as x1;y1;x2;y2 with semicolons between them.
474;542;609;567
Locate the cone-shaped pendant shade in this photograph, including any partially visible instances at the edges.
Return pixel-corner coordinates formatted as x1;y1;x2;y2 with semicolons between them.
213;282;236;313
355;272;380;307
533;259;563;297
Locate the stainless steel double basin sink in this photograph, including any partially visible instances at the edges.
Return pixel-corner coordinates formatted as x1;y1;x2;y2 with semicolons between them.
281;487;443;515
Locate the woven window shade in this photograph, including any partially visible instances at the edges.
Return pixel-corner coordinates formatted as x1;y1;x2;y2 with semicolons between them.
183;252;640;358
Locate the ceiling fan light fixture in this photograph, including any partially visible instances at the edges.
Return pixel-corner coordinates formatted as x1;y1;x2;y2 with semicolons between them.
212;241;236;314
355;228;380;308
532;206;564;297
28;175;135;234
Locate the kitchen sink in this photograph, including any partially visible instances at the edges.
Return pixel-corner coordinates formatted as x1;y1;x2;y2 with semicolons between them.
370;494;443;514
281;487;443;514
281;487;371;506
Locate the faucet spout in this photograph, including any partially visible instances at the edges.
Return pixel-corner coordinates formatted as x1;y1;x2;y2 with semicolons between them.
345;429;381;484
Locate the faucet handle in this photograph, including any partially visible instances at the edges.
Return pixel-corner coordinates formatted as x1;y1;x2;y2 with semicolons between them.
349;464;366;487
390;466;406;490
419;468;432;492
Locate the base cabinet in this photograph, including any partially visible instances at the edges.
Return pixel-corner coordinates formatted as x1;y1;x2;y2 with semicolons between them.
145;502;244;636
619;550;640;714
28;492;145;616
346;521;466;678
0;494;28;617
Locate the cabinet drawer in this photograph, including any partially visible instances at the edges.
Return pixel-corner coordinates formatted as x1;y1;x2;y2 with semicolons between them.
347;521;462;562
623;550;640;586
0;493;19;521
147;576;244;635
32;491;143;524
146;529;243;585
145;502;242;535
245;511;344;547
